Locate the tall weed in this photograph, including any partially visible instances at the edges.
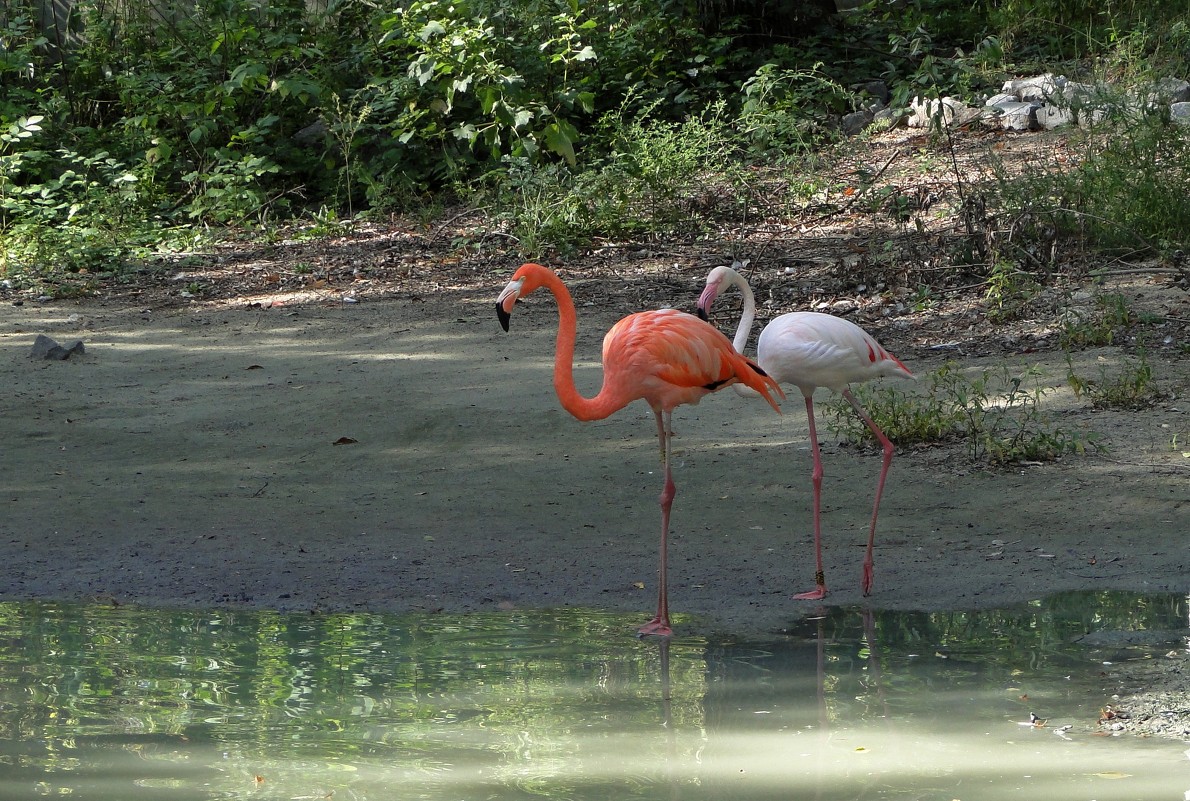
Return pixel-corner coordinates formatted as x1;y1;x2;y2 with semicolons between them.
826;362;1101;464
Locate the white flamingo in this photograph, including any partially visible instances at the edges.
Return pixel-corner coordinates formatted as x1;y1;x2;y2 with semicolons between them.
698;265;915;600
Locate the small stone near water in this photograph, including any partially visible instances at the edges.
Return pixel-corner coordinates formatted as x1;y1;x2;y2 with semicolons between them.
30;334;85;360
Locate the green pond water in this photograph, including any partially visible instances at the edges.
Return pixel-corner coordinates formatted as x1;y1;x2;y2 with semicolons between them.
0;592;1187;800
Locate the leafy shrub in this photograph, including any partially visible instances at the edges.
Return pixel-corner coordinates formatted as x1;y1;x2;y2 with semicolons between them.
1066;349;1166;409
827;362;1101;464
738;64;848;160
4;0;1190;279
989;118;1190;267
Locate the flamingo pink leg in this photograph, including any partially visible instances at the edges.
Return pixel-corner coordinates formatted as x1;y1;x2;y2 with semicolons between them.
639;409;674;637
793;391;895;600
843;388;894;596
793;395;828;600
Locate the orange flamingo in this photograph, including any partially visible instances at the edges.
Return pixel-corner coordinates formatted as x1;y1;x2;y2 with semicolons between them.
698;265;914;600
496;263;783;637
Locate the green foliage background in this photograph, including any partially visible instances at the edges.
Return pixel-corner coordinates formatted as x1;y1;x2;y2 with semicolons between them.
2;0;1189;273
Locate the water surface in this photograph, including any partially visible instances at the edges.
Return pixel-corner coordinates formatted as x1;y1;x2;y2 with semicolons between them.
0;592;1186;799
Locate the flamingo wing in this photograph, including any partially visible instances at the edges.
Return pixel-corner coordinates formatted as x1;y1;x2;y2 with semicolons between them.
758;312;912;393
606;310;782;411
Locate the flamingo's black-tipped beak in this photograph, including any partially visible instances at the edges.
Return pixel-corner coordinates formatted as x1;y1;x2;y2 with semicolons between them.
496;277;524;332
696;281;719;322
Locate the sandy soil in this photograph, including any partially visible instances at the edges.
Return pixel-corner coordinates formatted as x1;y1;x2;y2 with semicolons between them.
2;272;1186;640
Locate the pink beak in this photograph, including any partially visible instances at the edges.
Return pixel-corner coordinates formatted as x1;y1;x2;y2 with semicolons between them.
696;281;720;321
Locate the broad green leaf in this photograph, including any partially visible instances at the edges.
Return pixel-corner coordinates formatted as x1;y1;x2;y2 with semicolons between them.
479;87;498;115
543;120;577;165
410;59;436;86
146;141;172;164
575;46;596;61
492;100;515;126
419;20;445;41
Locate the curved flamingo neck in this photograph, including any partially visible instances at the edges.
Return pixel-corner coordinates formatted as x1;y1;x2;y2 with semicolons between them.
726;268;757;355
535;268;626;422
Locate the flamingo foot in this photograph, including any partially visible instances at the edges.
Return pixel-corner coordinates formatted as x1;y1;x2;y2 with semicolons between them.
861;563;874;596
793;585;828;601
638;617;673;638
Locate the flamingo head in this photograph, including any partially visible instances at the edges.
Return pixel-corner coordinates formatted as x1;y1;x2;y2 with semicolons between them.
496;263;549;331
697;265;733;321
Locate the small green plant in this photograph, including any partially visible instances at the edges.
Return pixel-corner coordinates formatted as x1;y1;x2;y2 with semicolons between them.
1172;431;1190;457
323;93;373;219
182;155;283;224
478;97;749;254
909;285;938;312
827;364;968;446
1066;349;1164;409
827;361;1101;464
984;259;1041;322
1059;291;1133;349
996;118;1190;260
0;115;45;231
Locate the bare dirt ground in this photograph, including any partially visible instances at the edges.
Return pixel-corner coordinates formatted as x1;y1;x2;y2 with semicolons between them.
1;127;1188;732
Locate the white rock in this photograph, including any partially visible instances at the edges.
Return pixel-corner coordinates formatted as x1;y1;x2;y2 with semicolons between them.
1037;105;1074;129
1060;81;1099;109
908;96;972;128
1002;73;1066;102
985;100;1040;131
1153;77;1190;104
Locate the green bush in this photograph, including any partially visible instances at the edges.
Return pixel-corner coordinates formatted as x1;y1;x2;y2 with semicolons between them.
827;362;1101;464
4;0;1190;280
990;119;1190;263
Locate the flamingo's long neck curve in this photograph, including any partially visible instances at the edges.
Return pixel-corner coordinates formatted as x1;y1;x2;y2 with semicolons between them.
718;267;765;400
537;268;628;422
725;268;757;355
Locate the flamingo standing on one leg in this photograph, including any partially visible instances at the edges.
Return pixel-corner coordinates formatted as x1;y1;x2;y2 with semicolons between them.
697;265;914;600
496;263;783;637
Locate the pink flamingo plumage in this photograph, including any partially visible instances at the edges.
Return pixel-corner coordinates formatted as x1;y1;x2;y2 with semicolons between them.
497;263;783;636
698;265;914;600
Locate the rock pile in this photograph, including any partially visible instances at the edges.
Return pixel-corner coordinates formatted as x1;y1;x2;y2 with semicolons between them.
843;72;1190;134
